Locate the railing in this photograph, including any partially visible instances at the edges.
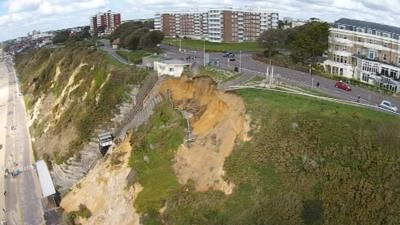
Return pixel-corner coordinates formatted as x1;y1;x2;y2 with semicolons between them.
114;73;159;137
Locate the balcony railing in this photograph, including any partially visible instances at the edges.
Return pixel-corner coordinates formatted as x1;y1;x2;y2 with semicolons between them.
354;54;400;69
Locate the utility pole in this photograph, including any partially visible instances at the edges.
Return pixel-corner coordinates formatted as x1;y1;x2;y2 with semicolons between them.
179;38;182;52
270;66;274;86
203;38;206;66
239;50;242;73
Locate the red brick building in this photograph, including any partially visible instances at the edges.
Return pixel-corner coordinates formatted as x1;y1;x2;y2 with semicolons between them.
90;10;121;34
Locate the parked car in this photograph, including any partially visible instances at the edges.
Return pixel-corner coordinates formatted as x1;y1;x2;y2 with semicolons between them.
223;52;235;58
335;81;351;91
378;100;398;112
228;58;236;62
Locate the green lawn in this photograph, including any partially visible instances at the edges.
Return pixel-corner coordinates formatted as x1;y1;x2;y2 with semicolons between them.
163;38;263;52
198;66;239;83
116;50;151;64
128;102;186;224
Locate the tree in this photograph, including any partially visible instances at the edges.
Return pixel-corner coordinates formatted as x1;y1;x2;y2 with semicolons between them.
53;30;70;44
74;26;91;41
258;29;288;54
139;31;164;49
124;32;141;50
289;22;329;63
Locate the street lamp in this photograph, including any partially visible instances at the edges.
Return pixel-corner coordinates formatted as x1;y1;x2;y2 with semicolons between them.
239;50;242;73
203;37;206;66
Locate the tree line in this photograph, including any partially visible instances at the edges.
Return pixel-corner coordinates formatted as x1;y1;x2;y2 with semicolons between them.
109;21;164;50
53;26;91;44
258;21;330;64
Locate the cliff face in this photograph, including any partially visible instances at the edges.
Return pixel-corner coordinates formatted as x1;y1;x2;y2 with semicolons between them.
14;44;148;164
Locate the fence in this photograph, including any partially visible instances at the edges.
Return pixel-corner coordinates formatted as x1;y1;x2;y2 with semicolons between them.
114;72;159;137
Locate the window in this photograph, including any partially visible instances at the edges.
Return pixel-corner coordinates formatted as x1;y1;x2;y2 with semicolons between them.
381;67;389;76
368;50;376;59
383;54;387;61
390;70;397;78
362;73;369;82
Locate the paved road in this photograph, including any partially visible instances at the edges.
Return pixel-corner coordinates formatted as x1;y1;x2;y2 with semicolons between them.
161;44;400;108
0;58;44;225
99;40;130;65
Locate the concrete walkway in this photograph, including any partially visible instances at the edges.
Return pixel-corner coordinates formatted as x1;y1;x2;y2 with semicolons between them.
0;59;9;223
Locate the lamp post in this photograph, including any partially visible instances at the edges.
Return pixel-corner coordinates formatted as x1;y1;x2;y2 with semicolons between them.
203;38;206;66
239;50;242;73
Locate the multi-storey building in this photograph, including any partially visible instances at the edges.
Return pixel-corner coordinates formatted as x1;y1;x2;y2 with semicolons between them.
154;8;279;43
324;18;400;93
90;10;121;34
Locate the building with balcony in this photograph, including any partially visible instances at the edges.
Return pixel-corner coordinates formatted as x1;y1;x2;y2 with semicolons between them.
154;8;278;43
90;10;121;34
324;18;400;93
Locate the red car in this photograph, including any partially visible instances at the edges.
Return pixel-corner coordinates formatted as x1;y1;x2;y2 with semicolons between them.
335;81;351;91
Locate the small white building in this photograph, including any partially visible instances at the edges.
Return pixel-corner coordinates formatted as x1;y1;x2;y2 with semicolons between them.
154;59;192;77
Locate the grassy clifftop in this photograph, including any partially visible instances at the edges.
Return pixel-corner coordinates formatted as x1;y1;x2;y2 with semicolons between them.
127;86;400;225
15;43;148;163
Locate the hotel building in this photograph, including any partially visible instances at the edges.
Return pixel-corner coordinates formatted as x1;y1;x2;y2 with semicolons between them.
154;8;279;43
324;18;400;93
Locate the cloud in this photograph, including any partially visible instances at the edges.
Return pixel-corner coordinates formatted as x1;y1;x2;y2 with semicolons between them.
1;0;400;41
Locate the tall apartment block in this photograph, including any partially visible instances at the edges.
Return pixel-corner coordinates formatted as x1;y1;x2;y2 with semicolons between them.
154;8;279;43
324;18;400;93
90;10;121;34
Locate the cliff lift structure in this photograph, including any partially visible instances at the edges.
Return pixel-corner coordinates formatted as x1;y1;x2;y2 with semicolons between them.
97;132;114;156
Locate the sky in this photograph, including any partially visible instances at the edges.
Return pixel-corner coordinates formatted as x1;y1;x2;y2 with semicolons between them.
0;0;399;41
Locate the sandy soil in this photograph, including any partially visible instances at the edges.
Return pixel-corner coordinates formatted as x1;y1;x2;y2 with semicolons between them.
61;136;141;225
160;77;249;194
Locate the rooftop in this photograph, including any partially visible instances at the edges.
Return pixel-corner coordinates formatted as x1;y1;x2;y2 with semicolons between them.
335;18;400;36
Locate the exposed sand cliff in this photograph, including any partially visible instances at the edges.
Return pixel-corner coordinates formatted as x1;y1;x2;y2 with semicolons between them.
61;136;141;225
160;77;249;194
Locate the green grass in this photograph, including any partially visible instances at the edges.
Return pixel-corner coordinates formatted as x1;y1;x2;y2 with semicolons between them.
199;66;239;83
99;49;125;67
245;75;265;85
163;38;263;52
66;204;92;224
116;50;151;64
158;89;400;225
128;102;186;224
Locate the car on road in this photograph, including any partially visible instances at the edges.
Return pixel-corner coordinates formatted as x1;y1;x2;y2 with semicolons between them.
335;81;351;91
378;100;398;112
223;52;235;58
228;58;236;62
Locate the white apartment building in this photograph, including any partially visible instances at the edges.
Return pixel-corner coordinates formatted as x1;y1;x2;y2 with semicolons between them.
324;18;400;93
155;8;279;43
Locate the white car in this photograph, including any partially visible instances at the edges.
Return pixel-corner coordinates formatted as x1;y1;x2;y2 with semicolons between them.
378;100;398;112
